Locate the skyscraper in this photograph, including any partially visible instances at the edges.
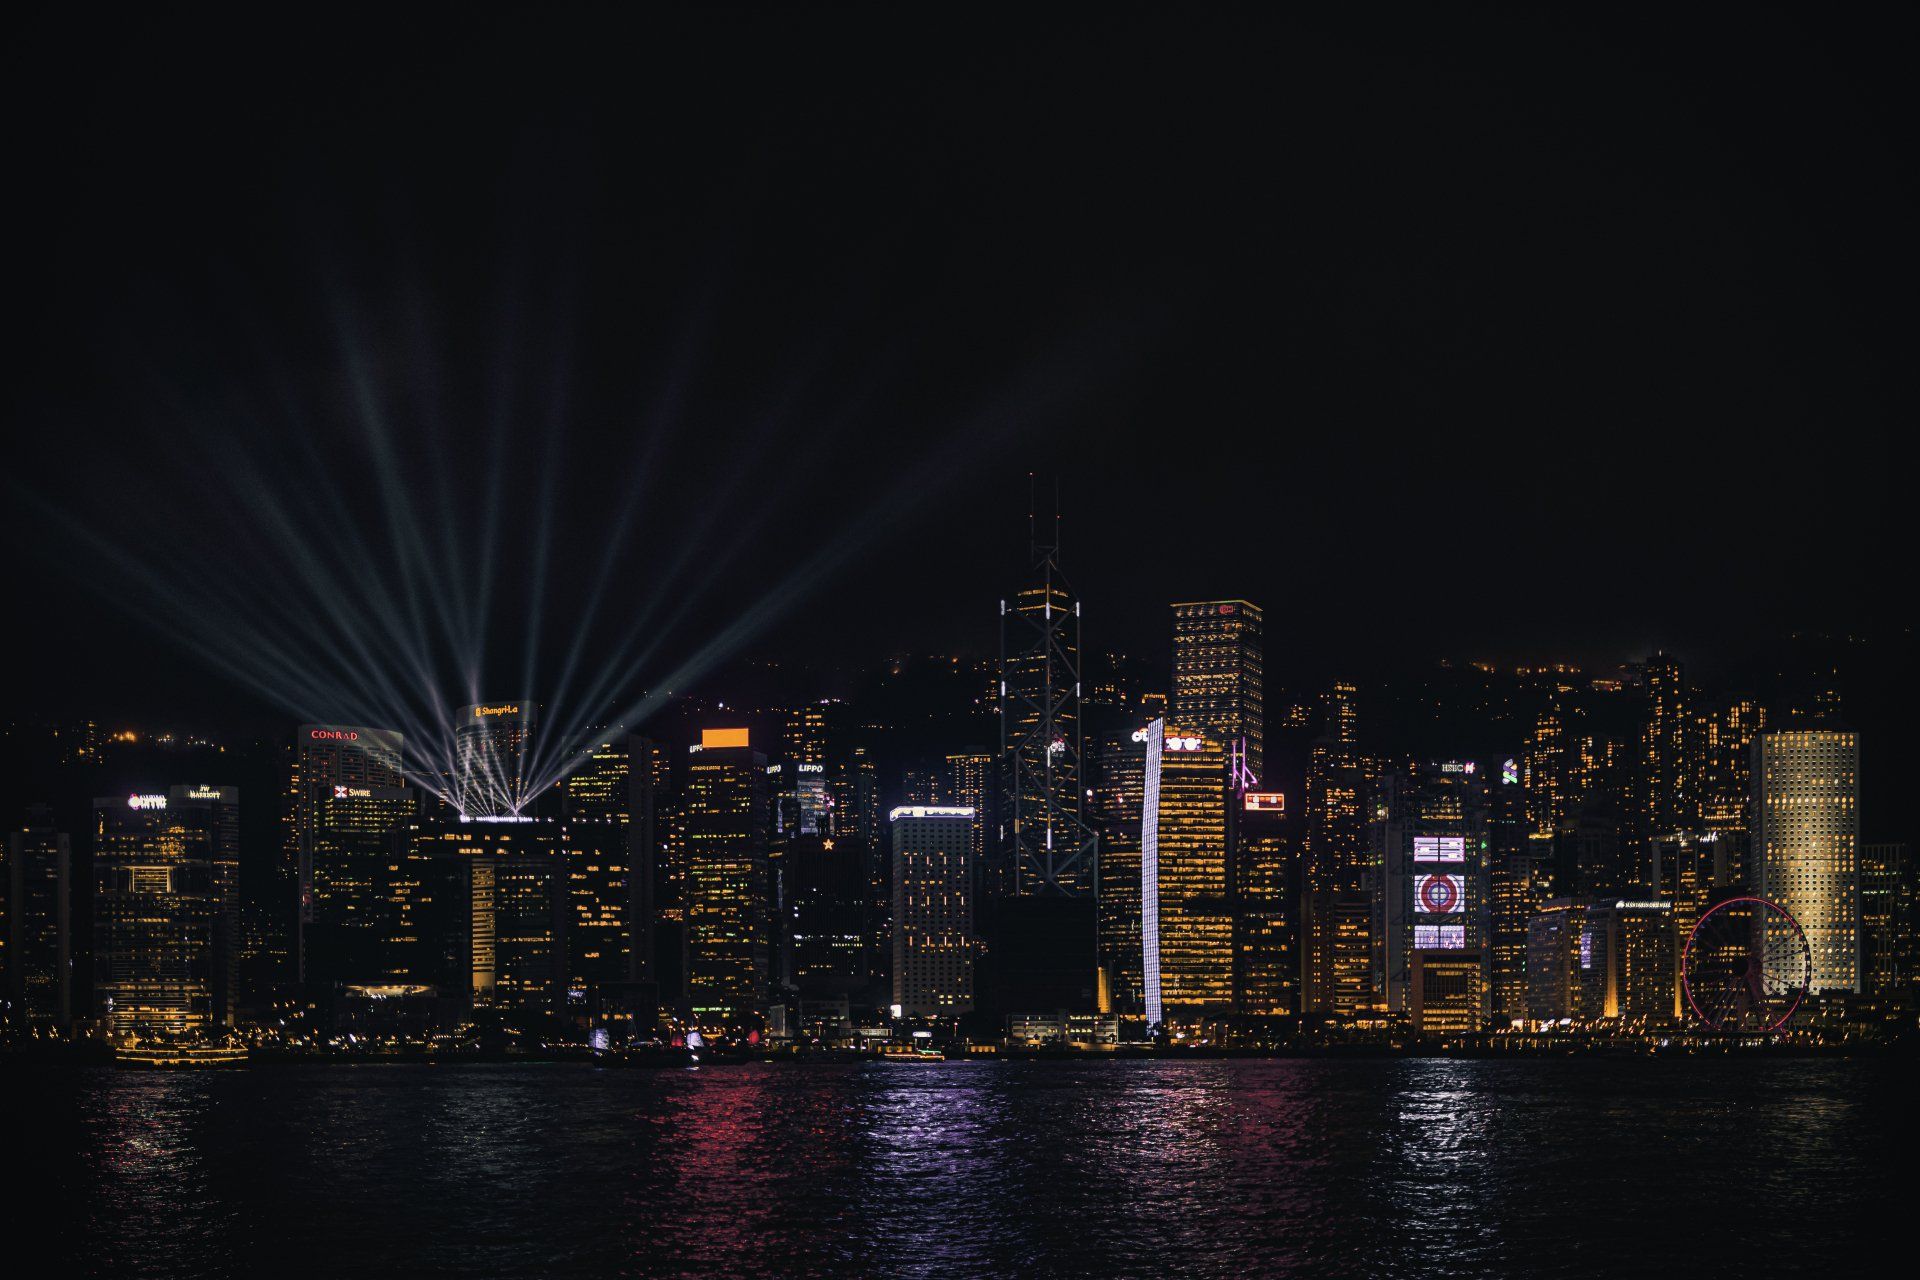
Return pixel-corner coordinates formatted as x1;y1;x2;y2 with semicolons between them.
454;702;538;817
944;749;995;893
404;817;568;1013
1698;697;1765;886
1234;789;1296;1018
1410;951;1484;1036
1525;898;1596;1023
1170;599;1264;782
1861;842;1914;1002
93;792;219;1041
982;507;1099;1019
889;806;975;1018
302;782;417;987
1522;704;1572;837
1487;768;1548;1024
1753;728;1861;994
998;542;1094;896
1301;681;1379;1015
561;815;639;998
1371;761;1490;1025
172;785;241;1024
1586;897;1676;1023
292;725;407;983
1140;720;1233;1029
4;806;71;1030
683;726;770;1034
1090;722;1148;1018
1640;652;1698;846
561;730;657;1016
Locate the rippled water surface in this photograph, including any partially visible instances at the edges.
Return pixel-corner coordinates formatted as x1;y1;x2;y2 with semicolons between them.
21;1057;1901;1277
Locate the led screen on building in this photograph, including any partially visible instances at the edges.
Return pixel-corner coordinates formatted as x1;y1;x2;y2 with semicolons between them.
1413;835;1466;863
1415;873;1465;915
1415;924;1466;949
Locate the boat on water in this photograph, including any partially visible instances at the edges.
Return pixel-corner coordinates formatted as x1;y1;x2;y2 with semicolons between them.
113;1040;250;1069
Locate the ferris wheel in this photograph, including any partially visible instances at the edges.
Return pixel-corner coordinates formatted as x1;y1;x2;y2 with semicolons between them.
1680;896;1812;1033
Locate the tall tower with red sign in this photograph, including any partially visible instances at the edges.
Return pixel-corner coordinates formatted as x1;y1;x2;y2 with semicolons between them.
289;724;406;982
1170;600;1265;783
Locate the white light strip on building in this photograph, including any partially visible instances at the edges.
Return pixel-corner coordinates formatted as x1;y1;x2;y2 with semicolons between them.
1141;718;1165;1030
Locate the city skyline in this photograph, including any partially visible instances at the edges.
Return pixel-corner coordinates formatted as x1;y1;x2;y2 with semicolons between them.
3;9;1911;1277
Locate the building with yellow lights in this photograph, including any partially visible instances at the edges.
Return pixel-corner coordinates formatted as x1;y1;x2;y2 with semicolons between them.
683;727;770;1034
1140;720;1233;1028
92;792;219;1041
1753;728;1860;993
1170;600;1264;782
889;806;975;1017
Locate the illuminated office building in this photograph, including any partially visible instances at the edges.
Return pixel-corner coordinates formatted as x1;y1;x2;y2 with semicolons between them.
93;792;220;1040
1090;723;1148;1017
683;727;770;1034
1371;762;1490;1025
780;701;881;839
1526;897;1673;1024
1170;600;1265;782
1488;834;1553;1020
152;785;243;1025
901;766;944;807
1525;898;1597;1023
291;724;407;983
997;519;1094;899
1640;653;1698;843
1753;728;1861;994
781;703;883;978
945;749;995;893
563;732;633;823
1410;951;1484;1036
785;813;868;1000
1522;706;1572;837
773;705;877;1002
1301;682;1380;1015
890;806;976;1017
1586;898;1676;1023
1861;843;1915;1001
1487;774;1548;1024
404;818;567;1013
562;817;638;996
1235;790;1296;1017
781;701;838;768
302;783;418;988
1651;828;1732;934
981;514;1099;1020
1140;721;1233;1028
561;731;657;1006
1700;699;1764;833
455;701;538;817
764;761;820;1002
4;807;71;1030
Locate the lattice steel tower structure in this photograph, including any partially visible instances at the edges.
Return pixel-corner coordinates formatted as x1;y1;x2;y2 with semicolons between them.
997;490;1097;898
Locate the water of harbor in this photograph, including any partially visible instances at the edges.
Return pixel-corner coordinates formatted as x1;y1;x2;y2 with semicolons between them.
22;1057;1901;1277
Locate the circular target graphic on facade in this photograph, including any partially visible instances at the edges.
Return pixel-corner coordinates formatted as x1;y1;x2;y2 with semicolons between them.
1416;873;1464;915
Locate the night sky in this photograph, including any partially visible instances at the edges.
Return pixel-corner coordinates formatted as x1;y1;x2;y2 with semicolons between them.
9;8;1908;731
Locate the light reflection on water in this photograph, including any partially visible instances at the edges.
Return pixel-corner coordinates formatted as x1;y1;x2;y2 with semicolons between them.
18;1058;1898;1278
